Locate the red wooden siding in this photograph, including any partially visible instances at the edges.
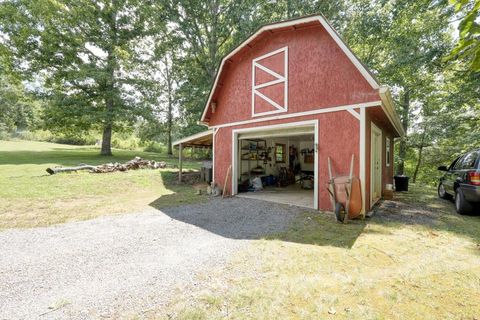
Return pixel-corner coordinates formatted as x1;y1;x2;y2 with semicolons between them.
206;24;380;126
207;18;398;212
213;111;360;211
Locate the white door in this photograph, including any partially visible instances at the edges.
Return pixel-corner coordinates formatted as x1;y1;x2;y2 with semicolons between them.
370;123;382;204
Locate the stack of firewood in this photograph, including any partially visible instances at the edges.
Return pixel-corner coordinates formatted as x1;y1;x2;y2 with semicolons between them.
46;156;167;175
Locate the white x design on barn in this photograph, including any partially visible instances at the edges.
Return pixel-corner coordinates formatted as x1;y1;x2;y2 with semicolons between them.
251;46;288;117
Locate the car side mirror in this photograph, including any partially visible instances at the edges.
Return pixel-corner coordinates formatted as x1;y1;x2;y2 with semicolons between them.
437;165;448;171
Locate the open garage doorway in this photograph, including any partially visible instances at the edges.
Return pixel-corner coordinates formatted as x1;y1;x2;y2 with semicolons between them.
232;120;318;209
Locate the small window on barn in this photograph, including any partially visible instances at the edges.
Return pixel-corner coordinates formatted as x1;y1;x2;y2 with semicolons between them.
386;138;391;167
275;144;286;163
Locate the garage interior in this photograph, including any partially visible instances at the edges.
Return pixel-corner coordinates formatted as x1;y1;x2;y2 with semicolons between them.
235;127;316;209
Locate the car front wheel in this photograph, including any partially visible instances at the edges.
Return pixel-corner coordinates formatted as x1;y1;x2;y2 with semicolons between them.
455;189;473;214
438;182;451;199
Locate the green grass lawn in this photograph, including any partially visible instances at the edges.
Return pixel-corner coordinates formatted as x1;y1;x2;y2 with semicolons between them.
0;140;204;229
162;185;480;320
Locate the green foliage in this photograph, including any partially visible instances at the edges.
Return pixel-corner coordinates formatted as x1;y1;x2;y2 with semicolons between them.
0;0;167;154
448;0;480;72
143;142;166;154
0;0;477;182
0;73;40;133
14;130;98;146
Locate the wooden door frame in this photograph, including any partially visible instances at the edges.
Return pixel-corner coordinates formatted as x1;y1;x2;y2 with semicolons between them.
370;122;383;206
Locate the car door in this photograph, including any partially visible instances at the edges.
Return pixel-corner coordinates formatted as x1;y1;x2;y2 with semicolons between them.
443;156;462;193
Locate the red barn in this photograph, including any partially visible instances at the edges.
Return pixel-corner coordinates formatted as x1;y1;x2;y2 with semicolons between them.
176;15;404;214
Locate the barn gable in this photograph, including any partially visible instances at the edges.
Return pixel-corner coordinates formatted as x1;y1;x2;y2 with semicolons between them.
200;15;393;129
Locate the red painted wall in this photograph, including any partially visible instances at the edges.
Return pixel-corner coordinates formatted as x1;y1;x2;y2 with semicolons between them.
214;112;360;211
208;21;397;212
206;23;380;126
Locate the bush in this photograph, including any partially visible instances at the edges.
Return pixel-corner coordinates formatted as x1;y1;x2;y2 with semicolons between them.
10;130;98;146
143;142;165;153
111;134;141;150
0;123;9;140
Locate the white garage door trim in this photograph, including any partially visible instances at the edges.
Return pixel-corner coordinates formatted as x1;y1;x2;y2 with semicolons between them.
232;119;319;210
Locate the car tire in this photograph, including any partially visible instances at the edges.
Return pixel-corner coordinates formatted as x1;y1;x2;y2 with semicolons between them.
455;189;473;215
437;182;451;200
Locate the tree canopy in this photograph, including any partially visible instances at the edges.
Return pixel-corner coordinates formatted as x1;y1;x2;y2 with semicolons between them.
0;0;478;184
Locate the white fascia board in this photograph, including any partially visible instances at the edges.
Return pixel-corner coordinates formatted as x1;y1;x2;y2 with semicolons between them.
316;17;380;90
379;86;405;137
208;100;382;130
172;129;213;147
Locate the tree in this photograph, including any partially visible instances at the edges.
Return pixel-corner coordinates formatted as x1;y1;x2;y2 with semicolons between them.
448;0;480;72
342;0;454;175
0;60;39;134
0;0;166;155
138;44;181;155
166;0;347;136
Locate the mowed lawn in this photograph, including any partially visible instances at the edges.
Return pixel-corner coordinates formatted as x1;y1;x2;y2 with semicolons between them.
162;186;480;320
0;140;203;229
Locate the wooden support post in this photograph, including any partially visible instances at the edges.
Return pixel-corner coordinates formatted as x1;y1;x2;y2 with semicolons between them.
179;143;183;182
222;165;232;198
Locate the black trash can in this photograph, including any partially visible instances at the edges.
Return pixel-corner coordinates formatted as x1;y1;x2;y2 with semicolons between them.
394;175;409;191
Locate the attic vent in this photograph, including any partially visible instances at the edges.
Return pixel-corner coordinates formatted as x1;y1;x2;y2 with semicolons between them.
251;46;288;117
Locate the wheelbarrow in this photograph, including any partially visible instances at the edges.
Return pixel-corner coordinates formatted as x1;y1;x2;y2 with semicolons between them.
326;154;363;223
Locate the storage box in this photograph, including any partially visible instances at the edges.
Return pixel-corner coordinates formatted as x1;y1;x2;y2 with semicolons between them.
383;189;394;200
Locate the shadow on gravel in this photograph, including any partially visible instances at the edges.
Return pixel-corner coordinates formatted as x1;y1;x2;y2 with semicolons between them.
151;194;366;248
150;196;306;239
150;174;366;248
151;182;480;248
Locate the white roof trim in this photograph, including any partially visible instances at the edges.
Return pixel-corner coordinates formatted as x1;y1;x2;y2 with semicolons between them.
172;129;213;147
200;15;380;123
379;86;405;137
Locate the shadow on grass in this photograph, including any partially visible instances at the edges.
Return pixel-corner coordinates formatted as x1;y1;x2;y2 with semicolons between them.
149;173;366;248
148;171;208;209
268;212;367;248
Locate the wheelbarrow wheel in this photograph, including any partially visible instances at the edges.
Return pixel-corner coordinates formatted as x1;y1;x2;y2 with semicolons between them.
335;202;346;223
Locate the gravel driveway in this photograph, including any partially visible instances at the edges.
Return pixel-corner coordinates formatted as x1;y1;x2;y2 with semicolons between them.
0;198;302;319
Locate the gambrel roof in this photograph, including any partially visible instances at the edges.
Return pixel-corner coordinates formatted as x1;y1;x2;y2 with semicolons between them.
200;14;404;137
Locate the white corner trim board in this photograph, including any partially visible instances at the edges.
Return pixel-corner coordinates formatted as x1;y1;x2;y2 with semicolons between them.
209;100;382;129
212;128;219;184
359;108;366;214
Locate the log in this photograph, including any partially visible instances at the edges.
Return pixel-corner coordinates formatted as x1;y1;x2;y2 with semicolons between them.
46;157;167;175
46;165;98;175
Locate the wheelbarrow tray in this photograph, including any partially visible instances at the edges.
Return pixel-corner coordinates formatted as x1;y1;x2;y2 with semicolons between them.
331;175;362;219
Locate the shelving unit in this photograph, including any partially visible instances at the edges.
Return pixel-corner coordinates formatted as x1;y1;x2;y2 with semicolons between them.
239;139;268;181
